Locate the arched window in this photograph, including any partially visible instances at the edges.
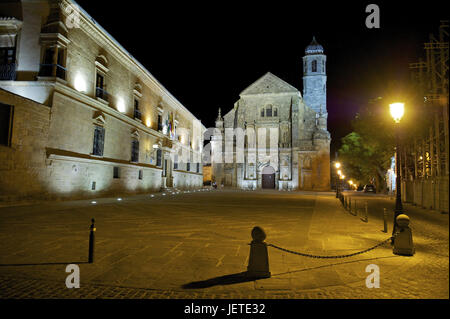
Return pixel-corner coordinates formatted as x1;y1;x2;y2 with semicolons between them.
266;105;273;117
312;60;317;72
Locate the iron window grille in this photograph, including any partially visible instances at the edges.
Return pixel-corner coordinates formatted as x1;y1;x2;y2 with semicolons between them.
131;139;139;163
92;126;105;156
156;149;162;167
113;167;120;179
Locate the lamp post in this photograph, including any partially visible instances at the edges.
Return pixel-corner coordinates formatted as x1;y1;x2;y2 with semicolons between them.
339;175;345;202
390;103;405;235
335;162;341;198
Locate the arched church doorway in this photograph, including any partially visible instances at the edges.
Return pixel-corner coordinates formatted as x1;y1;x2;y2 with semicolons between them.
262;166;276;189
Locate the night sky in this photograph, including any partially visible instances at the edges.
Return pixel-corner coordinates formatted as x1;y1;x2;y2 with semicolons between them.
75;0;445;157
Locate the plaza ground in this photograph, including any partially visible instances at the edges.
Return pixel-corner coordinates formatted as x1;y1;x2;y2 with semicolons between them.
0;189;448;299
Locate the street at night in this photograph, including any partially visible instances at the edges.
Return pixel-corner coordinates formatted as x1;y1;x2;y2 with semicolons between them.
0;0;448;313
0;189;447;299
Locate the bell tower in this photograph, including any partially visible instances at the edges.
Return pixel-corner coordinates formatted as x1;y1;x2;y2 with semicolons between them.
302;36;327;117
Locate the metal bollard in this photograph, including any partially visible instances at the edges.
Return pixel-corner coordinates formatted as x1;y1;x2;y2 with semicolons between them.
349;198;352;213
246;227;271;278
383;209;388;233
344;196;348;209
361;201;369;223
353;200;357;216
89;218;96;264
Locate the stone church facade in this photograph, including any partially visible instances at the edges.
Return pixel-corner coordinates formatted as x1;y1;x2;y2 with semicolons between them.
0;0;204;201
211;38;331;191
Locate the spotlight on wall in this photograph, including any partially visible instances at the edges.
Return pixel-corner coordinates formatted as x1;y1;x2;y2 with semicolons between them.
146;118;151;128
117;198;122;201
91;201;97;205
117;99;126;113
153;144;159;149
74;74;87;93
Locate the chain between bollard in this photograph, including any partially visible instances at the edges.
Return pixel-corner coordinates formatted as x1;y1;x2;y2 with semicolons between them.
267;233;399;259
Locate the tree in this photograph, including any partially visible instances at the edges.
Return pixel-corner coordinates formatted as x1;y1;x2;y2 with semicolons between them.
338;98;395;192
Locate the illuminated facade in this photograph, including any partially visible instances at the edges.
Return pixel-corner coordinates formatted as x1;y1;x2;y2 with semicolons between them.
0;0;205;201
211;38;331;190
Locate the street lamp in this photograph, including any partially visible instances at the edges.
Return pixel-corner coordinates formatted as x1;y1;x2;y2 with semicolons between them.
390;102;405;235
339;174;345;200
335;162;341;198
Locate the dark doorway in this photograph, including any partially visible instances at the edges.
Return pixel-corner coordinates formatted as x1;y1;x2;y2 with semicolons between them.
262;166;276;189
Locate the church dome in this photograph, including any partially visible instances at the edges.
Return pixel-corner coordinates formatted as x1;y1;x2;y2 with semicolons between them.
305;36;324;55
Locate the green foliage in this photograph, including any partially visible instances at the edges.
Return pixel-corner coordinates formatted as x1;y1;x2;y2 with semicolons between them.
338;98;395;191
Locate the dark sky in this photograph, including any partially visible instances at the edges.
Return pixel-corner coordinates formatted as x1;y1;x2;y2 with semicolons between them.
75;0;446;156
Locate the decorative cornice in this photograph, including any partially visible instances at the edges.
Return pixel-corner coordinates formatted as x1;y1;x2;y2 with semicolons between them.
53;81;167;140
0;17;23;32
39;32;70;47
94;60;109;73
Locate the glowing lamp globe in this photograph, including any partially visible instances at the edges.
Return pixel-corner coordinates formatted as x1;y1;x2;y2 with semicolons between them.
390;103;405;123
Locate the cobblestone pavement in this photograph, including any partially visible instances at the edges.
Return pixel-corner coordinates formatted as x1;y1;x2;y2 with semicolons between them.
0;189;448;299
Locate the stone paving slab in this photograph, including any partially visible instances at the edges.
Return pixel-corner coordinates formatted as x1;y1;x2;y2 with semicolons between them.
0;189;448;299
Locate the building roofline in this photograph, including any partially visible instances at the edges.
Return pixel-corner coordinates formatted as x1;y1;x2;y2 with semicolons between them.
68;0;205;131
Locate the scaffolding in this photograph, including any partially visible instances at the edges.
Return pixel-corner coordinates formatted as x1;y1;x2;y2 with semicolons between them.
405;20;449;212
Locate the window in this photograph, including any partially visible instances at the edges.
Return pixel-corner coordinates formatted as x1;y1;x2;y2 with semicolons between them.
261;109;265;117
138;169;143;180
187;162;190;172
0;47;16;80
131;139;139;163
134;98;141;120
322;61;325;73
163;159;168;177
196;163;200;173
274;108;278;117
156;149;162;167
312;60;317;73
95;73;108;101
39;46;66;79
174;155;179;170
113;167;120;179
92;126;105;156
91;181;96;190
0;103;13;147
157;114;163;131
266;105;272;117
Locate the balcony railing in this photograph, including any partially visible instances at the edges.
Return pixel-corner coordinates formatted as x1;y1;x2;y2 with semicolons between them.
95;87;110;102
0;63;16;80
38;64;66;80
134;108;142;121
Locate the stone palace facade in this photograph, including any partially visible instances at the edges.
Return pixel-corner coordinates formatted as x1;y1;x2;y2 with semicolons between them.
211;37;331;191
0;0;205;201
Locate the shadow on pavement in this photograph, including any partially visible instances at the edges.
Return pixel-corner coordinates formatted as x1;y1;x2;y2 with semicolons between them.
271;255;400;277
182;272;268;289
0;262;89;267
